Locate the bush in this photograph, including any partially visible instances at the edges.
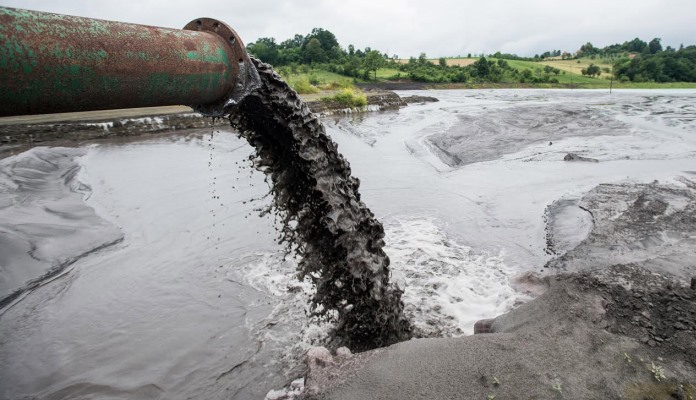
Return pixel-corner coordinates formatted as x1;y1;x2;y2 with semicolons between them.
290;77;319;94
277;66;290;77
320;80;353;90
321;88;367;108
308;74;321;86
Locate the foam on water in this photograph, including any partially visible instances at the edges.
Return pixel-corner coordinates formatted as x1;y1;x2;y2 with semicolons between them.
385;217;524;336
223;217;526;383
231;216;525;350
229;251;335;381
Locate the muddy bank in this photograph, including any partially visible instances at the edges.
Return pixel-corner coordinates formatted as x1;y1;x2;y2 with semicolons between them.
357;81;577;91
0;147;123;307
0;91;408;149
426;103;629;167
357;81;433;91
0;113;214;148
305;264;695;400
546;178;696;281
308;90;407;116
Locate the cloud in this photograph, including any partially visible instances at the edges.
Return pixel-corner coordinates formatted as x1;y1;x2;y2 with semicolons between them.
1;0;694;56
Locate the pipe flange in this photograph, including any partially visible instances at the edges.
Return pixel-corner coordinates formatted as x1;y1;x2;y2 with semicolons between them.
183;18;260;116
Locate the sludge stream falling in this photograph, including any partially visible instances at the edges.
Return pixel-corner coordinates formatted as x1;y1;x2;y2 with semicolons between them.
227;58;412;351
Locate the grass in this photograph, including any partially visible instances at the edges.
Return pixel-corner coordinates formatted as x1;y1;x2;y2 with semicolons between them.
442;58;477;67
430;81;696;90
609;81;696;89
396;58;477;67
278;62;696;94
321;87;368;108
541;57;614;78
436;56;612;85
491;58;601;85
280;69;358;94
289;76;320;94
487;58;696;88
376;68;403;79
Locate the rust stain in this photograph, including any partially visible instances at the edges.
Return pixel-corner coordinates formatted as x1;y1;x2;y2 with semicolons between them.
0;6;246;116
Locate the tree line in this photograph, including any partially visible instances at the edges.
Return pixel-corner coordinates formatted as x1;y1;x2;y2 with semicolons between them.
246;29;563;84
246;29;696;84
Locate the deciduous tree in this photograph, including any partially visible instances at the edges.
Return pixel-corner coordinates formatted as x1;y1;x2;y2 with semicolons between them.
648;38;663;54
363;50;385;80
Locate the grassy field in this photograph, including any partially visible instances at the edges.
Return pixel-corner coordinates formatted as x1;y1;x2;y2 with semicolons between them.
403;56;617;84
603;81;696;89
397;58;477;67
376;68;403;79
491;58;603;85
441;58;477;67
280;69;357;87
279;61;696;92
540;58;614;78
278;69;359;95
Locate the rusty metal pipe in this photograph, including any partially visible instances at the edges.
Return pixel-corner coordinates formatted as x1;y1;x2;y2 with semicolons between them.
0;7;257;117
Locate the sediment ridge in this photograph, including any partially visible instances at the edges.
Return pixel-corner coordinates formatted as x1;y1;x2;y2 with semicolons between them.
0;91;409;149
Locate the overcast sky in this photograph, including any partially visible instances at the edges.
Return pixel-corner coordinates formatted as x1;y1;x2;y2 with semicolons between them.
2;0;695;57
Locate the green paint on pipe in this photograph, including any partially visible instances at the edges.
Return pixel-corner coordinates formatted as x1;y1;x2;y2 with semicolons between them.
126;51;154;61
0;6;240;115
185;49;226;64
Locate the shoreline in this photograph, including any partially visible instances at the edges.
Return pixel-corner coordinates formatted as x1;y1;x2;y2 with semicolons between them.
303;264;696;400
358;80;696;91
0;90;410;154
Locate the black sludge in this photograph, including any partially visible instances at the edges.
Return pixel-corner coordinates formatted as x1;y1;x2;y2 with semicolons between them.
228;59;411;351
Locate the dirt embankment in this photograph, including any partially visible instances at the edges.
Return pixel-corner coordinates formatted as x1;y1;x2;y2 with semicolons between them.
304;264;696;400
357;81;433;91
0;90;413;149
546;178;696;281
308;90;407;116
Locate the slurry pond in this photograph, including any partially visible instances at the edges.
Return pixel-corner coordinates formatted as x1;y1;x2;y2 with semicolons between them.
1;89;695;399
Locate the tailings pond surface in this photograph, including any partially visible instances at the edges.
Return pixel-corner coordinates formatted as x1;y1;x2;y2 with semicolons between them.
1;89;695;399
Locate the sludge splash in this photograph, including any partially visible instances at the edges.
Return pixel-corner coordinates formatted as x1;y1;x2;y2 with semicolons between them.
228;59;411;351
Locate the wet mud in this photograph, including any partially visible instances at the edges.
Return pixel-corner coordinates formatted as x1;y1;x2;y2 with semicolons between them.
308;264;696;400
543;197;594;257
427;103;628;167
587;264;696;363
546;178;696;281
227;59;411;351
0;147;123;306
